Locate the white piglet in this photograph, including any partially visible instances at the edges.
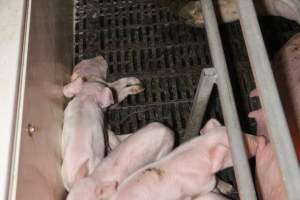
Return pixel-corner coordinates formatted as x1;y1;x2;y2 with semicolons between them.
66;122;175;200
61;79;114;191
61;56;144;191
110;119;266;200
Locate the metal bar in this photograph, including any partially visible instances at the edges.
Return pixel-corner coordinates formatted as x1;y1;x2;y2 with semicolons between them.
200;0;257;199
235;1;300;199
184;68;216;141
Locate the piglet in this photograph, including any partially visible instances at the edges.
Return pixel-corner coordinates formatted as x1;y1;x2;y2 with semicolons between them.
66;122;174;200
110;119;265;200
61;79;114;191
61;56;144;191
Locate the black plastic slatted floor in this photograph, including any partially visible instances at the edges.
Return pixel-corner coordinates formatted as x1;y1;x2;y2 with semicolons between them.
74;0;300;139
74;0;300;198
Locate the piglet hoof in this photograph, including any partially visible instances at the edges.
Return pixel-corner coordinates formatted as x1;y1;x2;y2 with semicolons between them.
128;85;145;95
111;85;145;106
215;180;237;197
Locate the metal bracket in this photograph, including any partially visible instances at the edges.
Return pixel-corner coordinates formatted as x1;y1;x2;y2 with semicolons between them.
183;68;216;141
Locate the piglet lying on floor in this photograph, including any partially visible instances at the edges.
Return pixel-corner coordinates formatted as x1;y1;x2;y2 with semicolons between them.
66;122;174;200
110;119;265;200
61;56;144;191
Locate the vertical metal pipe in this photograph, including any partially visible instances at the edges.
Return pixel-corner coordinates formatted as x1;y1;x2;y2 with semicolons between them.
235;0;300;199
200;0;257;199
184;68;216;141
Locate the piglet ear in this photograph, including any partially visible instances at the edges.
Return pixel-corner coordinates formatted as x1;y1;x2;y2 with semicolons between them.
98;87;114;108
70;72;80;82
63;77;83;98
95;181;119;198
210;144;232;173
200;119;222;134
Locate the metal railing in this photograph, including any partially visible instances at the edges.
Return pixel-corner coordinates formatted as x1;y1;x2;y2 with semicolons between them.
185;0;300;199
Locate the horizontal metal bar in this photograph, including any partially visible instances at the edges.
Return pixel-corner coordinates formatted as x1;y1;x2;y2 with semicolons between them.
200;0;257;199
184;68;216;141
235;0;300;199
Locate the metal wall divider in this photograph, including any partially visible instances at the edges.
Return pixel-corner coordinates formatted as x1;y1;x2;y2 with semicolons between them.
186;0;300;199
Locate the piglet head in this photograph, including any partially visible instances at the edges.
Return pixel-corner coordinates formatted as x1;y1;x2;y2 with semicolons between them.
67;178;118;200
71;56;108;81
201;119;266;173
